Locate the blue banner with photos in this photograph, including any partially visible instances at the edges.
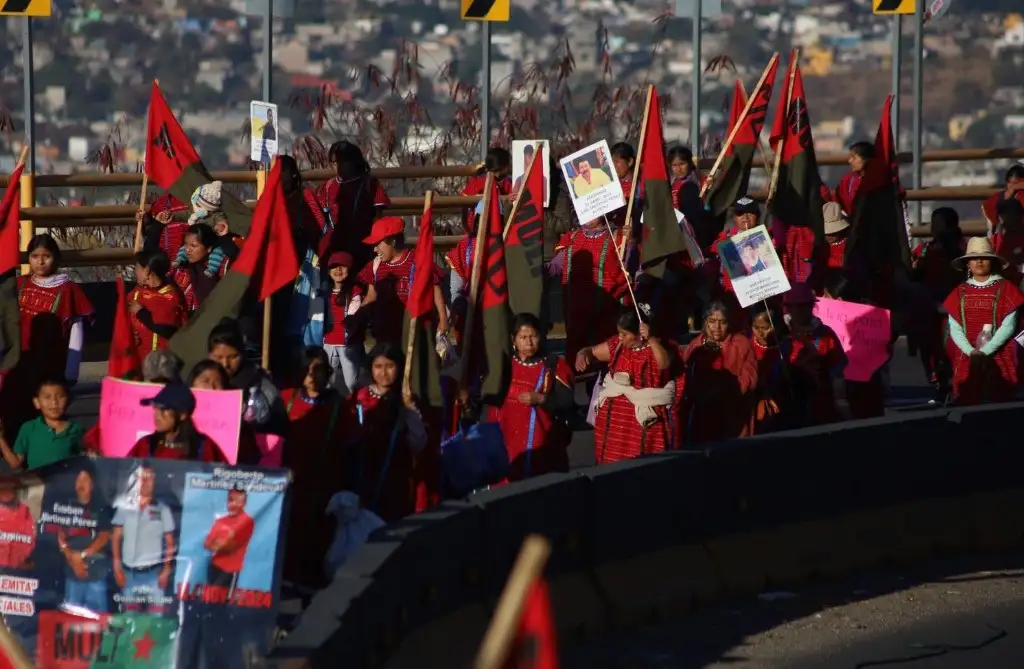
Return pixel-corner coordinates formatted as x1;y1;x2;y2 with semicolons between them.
0;456;291;668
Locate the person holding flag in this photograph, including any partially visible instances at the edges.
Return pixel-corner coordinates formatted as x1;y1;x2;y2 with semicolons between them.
128;250;188;366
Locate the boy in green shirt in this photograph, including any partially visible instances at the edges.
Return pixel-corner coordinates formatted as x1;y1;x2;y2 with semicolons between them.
0;376;83;470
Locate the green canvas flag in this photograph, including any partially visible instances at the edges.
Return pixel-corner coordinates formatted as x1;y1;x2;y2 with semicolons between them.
477;178;511;405
89;613;178;668
638;86;687;279
504;144;545;318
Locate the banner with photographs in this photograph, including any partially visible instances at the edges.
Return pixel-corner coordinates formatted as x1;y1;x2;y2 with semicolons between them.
0;456;290;668
718;224;792;308
559;139;626;224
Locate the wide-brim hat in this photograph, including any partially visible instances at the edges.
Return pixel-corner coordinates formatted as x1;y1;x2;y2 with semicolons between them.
823;202;849;235
952;237;1008;270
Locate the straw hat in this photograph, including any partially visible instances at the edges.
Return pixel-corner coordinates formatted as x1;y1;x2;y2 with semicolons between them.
952;237;1008;270
823;202;849;235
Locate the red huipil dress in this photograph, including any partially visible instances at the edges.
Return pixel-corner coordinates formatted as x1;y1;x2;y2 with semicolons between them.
820;237;848;295
751;339;784;434
493;356;573;481
130;283;188;364
834;172;862;217
781;224;819;287
461;175;511;232
593;336;672;465
444;234;477;342
780;320;846;425
991;226;1024;288
982;190;1024;235
281;389;349;587
172;254;228;313
318;175;391;270
356;251;442;346
606;176;644;230
17;274;94;376
942;277;1024;405
911;240;966;382
680;333;759;445
556;226;632;363
127;433;226;462
350;387;423;523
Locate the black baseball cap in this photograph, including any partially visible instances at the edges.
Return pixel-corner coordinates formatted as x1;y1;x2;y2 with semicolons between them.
733;197;760;215
141;382;197;414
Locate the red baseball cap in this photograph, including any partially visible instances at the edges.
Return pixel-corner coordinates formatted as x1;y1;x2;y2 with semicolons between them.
362;217;405;246
327;251;353;268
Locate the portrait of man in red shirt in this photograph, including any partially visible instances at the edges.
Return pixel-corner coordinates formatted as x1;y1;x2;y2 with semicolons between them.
203;486;255;594
0;482;35;570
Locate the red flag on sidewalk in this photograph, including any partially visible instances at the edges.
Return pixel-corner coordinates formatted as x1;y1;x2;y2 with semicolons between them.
503;579;558;669
108;277;142;379
0;163;25;277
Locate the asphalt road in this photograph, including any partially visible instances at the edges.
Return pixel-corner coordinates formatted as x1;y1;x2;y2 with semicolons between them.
563;553;1024;669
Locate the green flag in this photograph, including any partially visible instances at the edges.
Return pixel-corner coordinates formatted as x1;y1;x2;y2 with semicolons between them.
637;86;687;279
90;613;178;668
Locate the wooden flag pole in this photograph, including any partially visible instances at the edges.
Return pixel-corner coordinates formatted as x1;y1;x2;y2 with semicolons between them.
15;146;28;170
767;52;799;204
735;80;775;175
617;85;654;262
404;191;433;398
460;173;495;388
473;534;552;669
699;52;781;200
0;620;35;669
502;147;540;241
134;79;158;253
257;166;271;371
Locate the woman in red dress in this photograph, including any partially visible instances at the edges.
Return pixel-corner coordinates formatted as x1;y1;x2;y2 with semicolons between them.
492;314;574;481
982;164;1024;239
172;224;228;313
356;217;449;345
281;348;349;588
127;382;226;462
577;309;674;464
910;208;965;402
460;147;511;233
710;197;765;331
943;238;1024;406
128;250;188;365
606;142;643;232
318;141;391;271
833;140;873;218
750;306;784;434
554;219;632;363
779;284;847;427
18;234;94;383
444;200;489;343
348;343;428;523
680;301;759;445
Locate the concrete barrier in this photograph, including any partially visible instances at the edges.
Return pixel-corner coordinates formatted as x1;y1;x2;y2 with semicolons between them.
269;402;1024;668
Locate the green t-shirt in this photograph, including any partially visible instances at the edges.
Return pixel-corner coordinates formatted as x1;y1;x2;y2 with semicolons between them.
13;417;84;469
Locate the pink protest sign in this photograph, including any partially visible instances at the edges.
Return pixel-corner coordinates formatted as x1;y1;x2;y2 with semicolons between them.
255;434;284;468
99;377;243;463
813;298;891;382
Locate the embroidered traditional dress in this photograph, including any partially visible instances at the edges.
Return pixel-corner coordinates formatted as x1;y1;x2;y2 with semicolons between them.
982;190;1024;235
348;387;426;523
751;339;784;434
172;256;228;313
281;389;348;587
834;171;862;217
606;175;644;230
493;356;574;481
680;333;759;445
943;276;1024;405
780;319;847;426
17;274;94;378
593;336;672;465
318;175;391;269
130;284;188;363
126;432;226;462
556;226;632;362
356;251;441;345
781;224;819;286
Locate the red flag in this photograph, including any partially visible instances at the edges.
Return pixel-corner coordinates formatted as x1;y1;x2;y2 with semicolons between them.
407;200;435;320
108;278;142;379
726;80;747;143
145;82;202;191
638;86;689;274
230;161;299;301
733;60;778;150
858;95;904;197
477;177;511;404
505;148;545;318
0;163;24;277
503;579;558;669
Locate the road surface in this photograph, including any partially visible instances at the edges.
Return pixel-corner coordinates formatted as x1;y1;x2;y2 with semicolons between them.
563;553;1024;668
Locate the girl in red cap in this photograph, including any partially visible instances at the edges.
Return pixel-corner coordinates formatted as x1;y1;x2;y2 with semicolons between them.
322;251;365;395
356;218;448;346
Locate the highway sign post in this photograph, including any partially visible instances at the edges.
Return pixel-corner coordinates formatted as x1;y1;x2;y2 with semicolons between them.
461;0;509;161
674;0;721;152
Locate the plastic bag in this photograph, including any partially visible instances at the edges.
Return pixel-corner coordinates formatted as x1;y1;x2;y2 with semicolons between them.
324;491;386;578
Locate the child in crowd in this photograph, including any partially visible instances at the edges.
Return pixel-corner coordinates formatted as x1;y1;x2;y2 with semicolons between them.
0;376;83;470
321;252;365;395
18;234;94;384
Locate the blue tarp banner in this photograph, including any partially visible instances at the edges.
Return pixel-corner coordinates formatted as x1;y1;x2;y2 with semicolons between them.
0;456;290;668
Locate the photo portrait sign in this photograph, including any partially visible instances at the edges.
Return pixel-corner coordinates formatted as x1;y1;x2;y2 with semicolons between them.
558;139;625;223
718;224;791;308
511;139;551;207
